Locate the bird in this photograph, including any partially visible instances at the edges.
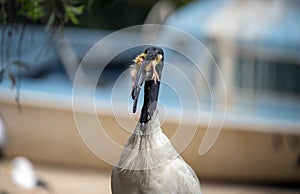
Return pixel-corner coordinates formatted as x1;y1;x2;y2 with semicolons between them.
7;156;50;192
111;47;202;194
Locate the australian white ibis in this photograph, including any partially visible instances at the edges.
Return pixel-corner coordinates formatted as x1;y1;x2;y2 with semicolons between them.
111;47;202;194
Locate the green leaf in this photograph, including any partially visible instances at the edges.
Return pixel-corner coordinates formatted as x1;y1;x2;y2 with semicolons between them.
67;11;79;25
17;0;45;21
64;4;85;25
68;5;85;15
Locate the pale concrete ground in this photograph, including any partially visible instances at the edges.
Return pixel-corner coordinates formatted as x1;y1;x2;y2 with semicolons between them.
0;161;299;194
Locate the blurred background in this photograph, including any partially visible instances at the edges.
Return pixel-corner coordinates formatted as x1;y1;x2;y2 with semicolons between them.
0;0;300;193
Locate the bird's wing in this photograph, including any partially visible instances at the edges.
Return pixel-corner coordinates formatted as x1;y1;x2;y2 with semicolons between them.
181;158;202;194
167;157;202;194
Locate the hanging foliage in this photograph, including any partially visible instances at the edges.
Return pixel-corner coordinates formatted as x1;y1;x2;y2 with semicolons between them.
0;0;86;84
0;0;86;110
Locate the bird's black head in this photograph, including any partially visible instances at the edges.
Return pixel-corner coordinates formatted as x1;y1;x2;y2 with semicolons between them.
131;47;164;124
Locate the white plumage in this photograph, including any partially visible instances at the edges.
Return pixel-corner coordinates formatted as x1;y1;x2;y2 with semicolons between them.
111;111;201;194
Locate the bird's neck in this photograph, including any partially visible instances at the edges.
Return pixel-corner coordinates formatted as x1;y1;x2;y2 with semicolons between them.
136;110;161;135
139;80;160;125
118;111;179;171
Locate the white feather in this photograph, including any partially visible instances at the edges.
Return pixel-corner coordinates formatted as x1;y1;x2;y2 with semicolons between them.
111;111;202;194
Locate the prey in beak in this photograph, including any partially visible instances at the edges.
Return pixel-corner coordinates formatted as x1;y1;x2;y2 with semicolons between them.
130;47;164;113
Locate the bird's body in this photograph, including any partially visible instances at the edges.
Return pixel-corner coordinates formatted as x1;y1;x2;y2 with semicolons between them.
111;47;202;194
111;112;201;194
112;157;201;193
